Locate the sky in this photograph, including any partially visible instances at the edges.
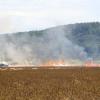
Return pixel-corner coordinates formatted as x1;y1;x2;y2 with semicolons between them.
0;0;100;33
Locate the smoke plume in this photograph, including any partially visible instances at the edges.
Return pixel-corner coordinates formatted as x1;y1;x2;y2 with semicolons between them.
0;23;93;66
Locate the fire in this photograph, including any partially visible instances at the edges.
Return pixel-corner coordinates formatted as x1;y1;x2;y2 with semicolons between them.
41;60;100;67
85;61;100;67
41;60;69;67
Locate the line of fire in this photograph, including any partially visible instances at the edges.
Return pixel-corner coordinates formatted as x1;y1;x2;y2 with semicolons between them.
0;59;100;68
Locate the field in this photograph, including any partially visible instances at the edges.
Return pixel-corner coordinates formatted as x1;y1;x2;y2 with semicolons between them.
0;67;100;100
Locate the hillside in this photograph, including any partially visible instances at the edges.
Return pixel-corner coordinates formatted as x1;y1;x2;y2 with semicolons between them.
0;22;100;65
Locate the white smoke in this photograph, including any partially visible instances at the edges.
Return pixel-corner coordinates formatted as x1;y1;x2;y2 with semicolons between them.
0;26;89;65
35;27;88;62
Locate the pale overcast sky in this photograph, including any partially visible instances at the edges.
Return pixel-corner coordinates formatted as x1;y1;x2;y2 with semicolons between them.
0;0;100;33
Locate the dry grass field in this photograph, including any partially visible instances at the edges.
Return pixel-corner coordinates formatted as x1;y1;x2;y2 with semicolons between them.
0;67;100;100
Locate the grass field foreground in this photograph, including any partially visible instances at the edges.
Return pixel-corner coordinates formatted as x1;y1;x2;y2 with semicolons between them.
0;67;100;100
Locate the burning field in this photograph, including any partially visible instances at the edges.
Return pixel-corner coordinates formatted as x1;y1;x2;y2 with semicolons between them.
0;67;99;100
0;22;100;99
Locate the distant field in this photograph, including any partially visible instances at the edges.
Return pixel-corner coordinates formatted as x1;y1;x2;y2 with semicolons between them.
0;67;100;100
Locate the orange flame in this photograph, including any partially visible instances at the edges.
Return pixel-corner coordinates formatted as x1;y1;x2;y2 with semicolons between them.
41;60;69;67
84;61;100;67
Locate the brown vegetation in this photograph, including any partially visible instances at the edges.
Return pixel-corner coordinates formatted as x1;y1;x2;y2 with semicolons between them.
0;67;100;100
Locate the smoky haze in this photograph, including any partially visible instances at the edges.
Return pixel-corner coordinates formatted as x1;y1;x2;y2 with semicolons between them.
0;22;99;66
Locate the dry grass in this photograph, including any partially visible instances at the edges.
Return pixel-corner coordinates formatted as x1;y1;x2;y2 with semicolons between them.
0;67;100;100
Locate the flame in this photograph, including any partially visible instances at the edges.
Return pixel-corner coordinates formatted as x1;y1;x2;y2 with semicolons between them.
84;61;100;67
41;60;69;67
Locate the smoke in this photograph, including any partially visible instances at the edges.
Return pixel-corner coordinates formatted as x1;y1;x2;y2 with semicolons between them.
0;26;89;65
34;27;88;62
5;43;40;65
